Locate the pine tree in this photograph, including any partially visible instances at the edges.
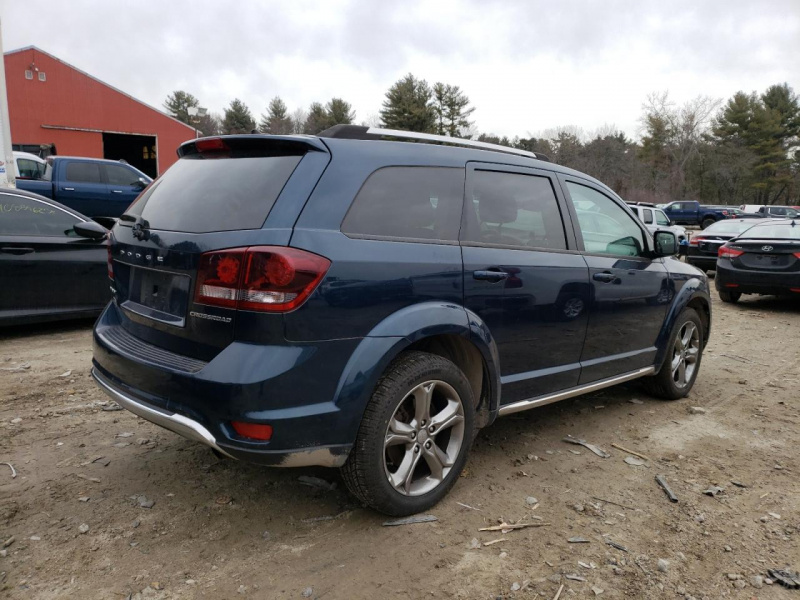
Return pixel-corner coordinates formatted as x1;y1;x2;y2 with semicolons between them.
304;102;331;134
432;83;475;137
259;97;293;134
380;74;436;133
325;98;355;126
163;91;199;124
222;99;256;134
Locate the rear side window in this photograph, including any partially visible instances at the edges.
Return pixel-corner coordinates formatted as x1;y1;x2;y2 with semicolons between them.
462;170;567;250
66;162;102;183
342;167;464;242
104;164;141;186
641;208;653;224
128;155;302;233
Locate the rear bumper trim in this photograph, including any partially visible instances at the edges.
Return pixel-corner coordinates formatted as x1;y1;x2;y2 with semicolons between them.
91;368;235;459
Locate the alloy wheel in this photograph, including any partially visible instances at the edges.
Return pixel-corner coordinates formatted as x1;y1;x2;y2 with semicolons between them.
383;380;466;496
671;321;700;388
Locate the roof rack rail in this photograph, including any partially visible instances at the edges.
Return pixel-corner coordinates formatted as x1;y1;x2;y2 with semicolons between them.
317;124;551;162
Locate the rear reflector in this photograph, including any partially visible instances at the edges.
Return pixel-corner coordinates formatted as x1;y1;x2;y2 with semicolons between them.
194;246;330;313
718;246;744;259
725;283;740;288
231;421;273;441
792;288;800;293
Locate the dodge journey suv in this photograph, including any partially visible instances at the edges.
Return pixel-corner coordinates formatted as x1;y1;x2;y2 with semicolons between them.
92;125;711;515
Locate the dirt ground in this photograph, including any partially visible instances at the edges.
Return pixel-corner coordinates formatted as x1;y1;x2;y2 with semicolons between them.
1;292;799;600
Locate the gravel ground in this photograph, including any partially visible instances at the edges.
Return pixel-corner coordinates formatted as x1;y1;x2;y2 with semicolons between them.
0;293;799;599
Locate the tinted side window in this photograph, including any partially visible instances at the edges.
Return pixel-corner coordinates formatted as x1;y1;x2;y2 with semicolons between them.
655;210;670;226
18;159;45;179
66;162;102;184
462;170;566;250
0;194;79;236
642;208;653;224
566;182;646;257
342;167;464;242
104;164;140;186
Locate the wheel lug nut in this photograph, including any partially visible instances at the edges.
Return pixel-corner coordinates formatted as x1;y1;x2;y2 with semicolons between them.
428;425;435;433
425;441;432;449
411;431;416;439
414;445;420;453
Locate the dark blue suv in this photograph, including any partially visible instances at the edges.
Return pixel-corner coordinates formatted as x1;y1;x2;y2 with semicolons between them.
92;126;711;515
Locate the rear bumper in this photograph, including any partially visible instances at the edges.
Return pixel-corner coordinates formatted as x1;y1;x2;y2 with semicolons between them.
715;261;800;295
92;302;359;467
686;254;717;270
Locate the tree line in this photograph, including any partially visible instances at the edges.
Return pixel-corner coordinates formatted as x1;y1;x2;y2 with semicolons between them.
164;77;800;206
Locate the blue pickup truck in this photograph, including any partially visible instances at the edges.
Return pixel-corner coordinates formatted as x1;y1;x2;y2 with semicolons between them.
16;156;152;218
662;200;734;229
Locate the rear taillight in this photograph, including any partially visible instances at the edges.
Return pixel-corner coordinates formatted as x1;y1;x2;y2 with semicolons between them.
794;252;800;259
689;236;704;246
231;421;273;441
718;246;744;259
107;241;114;280
721;210;729;216
194;246;330;313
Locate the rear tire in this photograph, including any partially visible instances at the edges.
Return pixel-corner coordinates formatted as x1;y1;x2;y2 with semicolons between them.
642;308;704;400
701;218;715;229
341;351;475;516
718;290;741;303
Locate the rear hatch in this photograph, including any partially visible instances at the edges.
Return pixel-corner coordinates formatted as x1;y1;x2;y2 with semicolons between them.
108;135;330;361
695;234;735;257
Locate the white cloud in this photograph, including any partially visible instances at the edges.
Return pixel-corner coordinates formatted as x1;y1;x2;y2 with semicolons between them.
2;0;798;139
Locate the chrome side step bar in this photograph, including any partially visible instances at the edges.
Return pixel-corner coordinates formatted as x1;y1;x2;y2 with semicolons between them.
92;368;235;459
498;366;656;416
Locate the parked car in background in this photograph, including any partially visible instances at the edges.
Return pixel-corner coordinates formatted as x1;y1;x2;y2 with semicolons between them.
755;205;800;218
739;204;765;213
627;202;688;243
662;200;734;229
686;218;759;272
716;219;800;303
13;151;48;180
16;156;152;218
92;126;711;515
0;187;111;326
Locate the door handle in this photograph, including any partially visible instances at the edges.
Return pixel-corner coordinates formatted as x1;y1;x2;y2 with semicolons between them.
1;247;35;255
111;190;123;194
473;269;510;282
63;187;75;191
593;272;618;283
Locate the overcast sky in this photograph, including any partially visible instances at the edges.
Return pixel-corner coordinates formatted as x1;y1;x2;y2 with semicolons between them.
2;0;798;140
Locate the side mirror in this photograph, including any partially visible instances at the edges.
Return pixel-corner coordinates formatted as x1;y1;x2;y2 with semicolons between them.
133;177;148;190
653;230;678;257
73;220;108;240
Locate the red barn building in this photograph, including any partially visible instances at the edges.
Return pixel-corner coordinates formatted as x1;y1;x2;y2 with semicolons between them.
4;46;196;177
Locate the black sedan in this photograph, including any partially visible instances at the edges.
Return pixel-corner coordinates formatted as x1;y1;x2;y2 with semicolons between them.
687;218;760;272
0;188;111;325
715;219;800;303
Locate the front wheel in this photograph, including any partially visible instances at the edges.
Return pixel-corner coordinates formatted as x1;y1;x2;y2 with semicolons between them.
642;308;704;400
718;290;741;303
341;351;475;516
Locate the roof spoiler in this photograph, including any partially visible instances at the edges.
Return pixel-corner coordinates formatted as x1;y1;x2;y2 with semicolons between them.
178;134;329;158
318;125;551;162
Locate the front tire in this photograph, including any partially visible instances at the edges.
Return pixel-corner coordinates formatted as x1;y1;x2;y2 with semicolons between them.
701;217;715;229
642;308;704;400
718;290;741;303
341;351;475;516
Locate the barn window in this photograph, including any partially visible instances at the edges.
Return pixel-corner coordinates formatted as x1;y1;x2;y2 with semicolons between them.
24;70;33;80
38;72;46;82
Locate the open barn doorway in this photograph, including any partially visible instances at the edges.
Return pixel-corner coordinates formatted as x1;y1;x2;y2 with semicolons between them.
102;132;157;178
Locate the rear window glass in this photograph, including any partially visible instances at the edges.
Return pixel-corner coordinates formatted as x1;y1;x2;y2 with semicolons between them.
705;220;756;234
341;167;464;242
127;155;302;233
738;223;800;239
